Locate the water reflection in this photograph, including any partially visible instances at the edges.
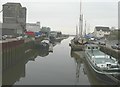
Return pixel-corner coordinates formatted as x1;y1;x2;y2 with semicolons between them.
2;39;62;86
70;50;90;85
3;57;26;85
38;48;49;57
2;37;119;86
35;40;62;57
2;47;36;85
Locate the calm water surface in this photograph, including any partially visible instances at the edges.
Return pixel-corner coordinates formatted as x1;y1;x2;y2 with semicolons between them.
14;37;90;85
3;37;119;86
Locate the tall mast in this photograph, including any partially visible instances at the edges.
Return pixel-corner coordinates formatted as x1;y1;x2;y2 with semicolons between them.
76;25;78;37
79;0;83;38
84;20;86;36
80;0;82;15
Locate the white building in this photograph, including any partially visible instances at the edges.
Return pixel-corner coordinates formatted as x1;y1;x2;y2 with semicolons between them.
26;22;40;32
93;26;111;38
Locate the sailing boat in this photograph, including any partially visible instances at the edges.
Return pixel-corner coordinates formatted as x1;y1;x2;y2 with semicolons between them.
69;0;87;51
69;26;84;51
77;0;87;45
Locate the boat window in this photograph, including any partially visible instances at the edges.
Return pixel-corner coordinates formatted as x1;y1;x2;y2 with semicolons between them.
88;47;90;49
92;47;94;49
96;47;98;49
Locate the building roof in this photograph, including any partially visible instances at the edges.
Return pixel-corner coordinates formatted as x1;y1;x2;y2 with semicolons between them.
26;23;39;26
95;26;110;32
3;2;22;6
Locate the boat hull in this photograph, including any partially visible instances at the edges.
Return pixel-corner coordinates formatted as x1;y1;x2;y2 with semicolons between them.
84;53;120;85
35;42;49;49
69;39;84;51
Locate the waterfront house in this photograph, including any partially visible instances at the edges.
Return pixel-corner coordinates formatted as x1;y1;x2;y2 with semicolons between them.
93;26;111;39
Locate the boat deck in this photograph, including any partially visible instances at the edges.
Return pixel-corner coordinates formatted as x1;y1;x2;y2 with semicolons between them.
86;50;106;58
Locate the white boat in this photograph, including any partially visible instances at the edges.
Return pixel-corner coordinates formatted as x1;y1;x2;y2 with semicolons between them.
84;44;120;84
37;40;49;49
49;43;53;52
85;44;120;74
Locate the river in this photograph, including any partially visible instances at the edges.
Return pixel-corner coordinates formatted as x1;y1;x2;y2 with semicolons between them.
2;37;120;86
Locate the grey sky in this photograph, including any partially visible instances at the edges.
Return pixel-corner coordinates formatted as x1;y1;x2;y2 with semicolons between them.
0;0;119;34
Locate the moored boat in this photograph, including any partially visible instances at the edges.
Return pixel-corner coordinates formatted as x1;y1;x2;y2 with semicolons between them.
35;40;49;49
84;44;120;84
69;37;87;51
49;43;53;52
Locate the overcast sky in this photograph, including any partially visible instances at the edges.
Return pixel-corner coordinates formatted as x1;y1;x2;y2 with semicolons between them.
0;0;119;34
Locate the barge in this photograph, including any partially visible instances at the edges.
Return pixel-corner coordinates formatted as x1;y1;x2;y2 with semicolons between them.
84;44;120;85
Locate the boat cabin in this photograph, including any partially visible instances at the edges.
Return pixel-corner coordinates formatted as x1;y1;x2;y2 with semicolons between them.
85;44;120;71
85;44;100;51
